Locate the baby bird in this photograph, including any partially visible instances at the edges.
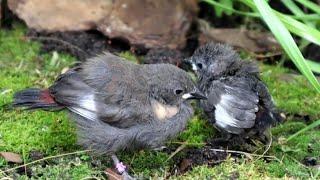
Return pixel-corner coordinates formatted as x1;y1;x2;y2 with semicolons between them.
187;43;281;143
13;52;206;179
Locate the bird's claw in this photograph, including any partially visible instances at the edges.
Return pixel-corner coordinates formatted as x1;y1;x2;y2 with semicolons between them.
115;162;127;174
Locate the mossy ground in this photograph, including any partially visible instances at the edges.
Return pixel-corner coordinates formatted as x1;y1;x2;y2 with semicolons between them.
0;24;319;179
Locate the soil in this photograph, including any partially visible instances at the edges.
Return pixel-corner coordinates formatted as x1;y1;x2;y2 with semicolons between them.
168;136;266;176
0;0;19;28
167;144;228;176
26;29;131;61
305;44;320;63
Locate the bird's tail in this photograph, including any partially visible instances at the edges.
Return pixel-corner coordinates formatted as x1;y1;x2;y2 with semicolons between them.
13;88;63;110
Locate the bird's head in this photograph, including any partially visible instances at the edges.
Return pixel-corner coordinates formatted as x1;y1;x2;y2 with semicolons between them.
148;64;206;106
186;43;240;79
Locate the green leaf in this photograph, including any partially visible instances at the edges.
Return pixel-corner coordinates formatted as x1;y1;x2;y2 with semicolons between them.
204;0;259;17
294;0;320;14
286;119;320;142
241;0;320;46
253;0;320;92
276;12;320;46
281;0;315;27
306;59;320;74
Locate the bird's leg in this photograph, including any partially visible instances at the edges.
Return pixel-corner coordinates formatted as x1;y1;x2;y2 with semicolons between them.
153;146;167;151
111;154;134;180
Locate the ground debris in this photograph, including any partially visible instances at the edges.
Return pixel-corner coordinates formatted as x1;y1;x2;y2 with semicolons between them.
198;20;281;54
26;29;111;61
171;145;228;175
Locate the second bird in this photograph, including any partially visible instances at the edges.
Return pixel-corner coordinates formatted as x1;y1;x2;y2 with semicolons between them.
187;43;281;142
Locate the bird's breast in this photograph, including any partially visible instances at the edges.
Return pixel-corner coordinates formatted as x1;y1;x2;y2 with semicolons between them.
151;99;179;121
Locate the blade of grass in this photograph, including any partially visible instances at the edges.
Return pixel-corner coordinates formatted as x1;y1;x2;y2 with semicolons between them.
286;119;320;142
207;0;320;20
203;0;259;17
241;0;320;46
294;0;320;14
306;59;320;74
276;12;320;46
280;0;314;51
281;0;315;27
253;0;320;92
290;14;320;21
214;0;234;17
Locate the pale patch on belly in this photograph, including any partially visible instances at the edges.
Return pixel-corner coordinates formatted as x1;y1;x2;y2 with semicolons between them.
151;99;179;121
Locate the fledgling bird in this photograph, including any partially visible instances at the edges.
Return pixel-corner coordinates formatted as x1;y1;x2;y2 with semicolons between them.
187;43;281;143
13;52;206;179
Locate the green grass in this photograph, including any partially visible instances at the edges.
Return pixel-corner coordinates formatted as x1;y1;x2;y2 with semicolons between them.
0;24;320;179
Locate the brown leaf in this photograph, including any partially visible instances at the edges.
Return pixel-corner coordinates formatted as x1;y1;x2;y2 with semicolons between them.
0;152;23;163
198;20;281;54
179;158;192;173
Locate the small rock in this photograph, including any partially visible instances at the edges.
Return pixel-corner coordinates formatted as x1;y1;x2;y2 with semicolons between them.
303;156;317;166
29;150;44;161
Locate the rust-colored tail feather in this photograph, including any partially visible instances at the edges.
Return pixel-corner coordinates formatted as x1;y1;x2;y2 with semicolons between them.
13;88;63;110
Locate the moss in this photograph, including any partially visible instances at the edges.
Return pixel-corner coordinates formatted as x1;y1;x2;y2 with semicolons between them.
118;51;140;64
260;64;320;119
117;150;172;178
178;115;215;146
0;24;79;177
176;158;269;179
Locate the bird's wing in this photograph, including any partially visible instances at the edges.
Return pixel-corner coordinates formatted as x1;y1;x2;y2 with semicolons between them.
50;55;148;126
49;68;115;122
205;77;259;134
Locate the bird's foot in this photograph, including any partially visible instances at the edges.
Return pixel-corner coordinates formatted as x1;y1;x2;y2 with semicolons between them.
153;146;167;151
115;162;126;174
111;154;135;180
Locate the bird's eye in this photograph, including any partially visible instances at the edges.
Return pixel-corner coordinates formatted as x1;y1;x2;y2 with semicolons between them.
197;63;203;69
175;89;184;95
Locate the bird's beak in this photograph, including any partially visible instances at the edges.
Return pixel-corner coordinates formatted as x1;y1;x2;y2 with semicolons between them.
182;89;207;100
183;58;191;64
183;58;198;72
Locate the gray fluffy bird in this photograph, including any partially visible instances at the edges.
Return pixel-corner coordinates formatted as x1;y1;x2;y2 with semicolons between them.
187;43;280;142
13;52;205;178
